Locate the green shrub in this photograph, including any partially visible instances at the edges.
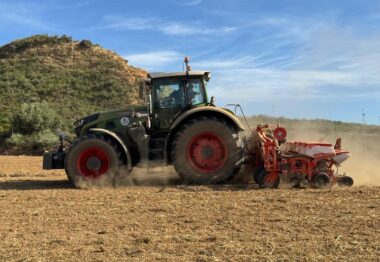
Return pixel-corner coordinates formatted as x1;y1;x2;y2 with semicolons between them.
29;130;59;149
5;133;24;148
2;102;61;154
79;40;92;49
6;130;58;154
12;101;61;135
0;113;10;134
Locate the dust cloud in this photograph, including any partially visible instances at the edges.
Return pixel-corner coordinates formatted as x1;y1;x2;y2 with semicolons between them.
126;166;182;186
74;165;182;189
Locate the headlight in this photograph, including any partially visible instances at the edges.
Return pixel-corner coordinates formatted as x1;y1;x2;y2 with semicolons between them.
73;113;99;128
74;119;84;128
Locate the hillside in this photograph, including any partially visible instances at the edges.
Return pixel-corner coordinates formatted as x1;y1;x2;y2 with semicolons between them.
0;35;146;133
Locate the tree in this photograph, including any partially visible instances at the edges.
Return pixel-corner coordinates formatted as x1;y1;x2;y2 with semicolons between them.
12;101;61;135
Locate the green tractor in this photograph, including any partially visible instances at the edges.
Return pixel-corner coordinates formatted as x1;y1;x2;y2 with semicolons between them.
43;57;245;187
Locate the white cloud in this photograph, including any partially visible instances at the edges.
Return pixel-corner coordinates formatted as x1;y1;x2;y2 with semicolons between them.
98;16;236;36
193;56;257;69
104;17;156;30
252;17;291;27
160;22;235;35
179;0;203;6
125;51;182;70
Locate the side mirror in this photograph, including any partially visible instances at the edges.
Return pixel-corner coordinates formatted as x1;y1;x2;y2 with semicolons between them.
139;80;146;100
204;72;211;82
210;96;215;106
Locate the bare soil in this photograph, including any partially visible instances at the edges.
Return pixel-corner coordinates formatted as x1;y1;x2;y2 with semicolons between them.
0;156;379;261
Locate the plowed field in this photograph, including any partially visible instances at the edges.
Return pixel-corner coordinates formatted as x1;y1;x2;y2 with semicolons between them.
0;156;379;261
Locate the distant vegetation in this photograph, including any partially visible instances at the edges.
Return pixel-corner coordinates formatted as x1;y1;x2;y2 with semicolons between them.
5;102;60;154
246;115;380;138
0;35;146;154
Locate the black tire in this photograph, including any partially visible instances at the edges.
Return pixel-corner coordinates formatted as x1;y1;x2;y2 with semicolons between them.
65;135;125;188
257;169;280;188
337;176;354;187
313;173;330;188
64;168;73;185
172;117;243;184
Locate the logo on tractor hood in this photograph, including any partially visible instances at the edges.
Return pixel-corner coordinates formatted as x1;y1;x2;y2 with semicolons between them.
120;117;130;126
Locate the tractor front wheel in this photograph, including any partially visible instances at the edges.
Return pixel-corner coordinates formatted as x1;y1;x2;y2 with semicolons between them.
65;135;125;188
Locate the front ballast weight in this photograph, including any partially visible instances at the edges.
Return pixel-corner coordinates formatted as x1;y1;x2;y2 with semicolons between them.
250;124;353;188
43;133;67;169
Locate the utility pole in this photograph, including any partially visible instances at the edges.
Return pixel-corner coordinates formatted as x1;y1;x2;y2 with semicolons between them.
272;104;275;119
328;105;331;121
361;108;366;125
10;85;14;135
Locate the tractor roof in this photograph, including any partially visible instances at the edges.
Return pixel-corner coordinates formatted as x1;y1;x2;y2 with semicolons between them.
148;71;210;79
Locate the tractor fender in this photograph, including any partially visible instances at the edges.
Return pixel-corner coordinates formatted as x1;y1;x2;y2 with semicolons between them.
170;106;245;131
165;106;245;163
89;128;133;171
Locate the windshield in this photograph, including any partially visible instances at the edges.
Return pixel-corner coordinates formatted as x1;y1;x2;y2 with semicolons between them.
155;78;206;109
186;78;205;105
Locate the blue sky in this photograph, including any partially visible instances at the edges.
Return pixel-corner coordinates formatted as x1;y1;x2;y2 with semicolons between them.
1;0;380;124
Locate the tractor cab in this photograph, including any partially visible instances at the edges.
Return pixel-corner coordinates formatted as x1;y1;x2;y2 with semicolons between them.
142;71;211;130
140;59;212;130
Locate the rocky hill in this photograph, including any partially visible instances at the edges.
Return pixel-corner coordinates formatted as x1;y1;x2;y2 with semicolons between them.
0;35;146;133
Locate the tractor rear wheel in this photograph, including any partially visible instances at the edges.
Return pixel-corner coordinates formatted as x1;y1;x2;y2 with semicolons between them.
172;117;243;184
65;135;125;188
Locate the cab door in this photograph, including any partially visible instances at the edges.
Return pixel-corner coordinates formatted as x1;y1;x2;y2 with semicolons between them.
153;78;186;130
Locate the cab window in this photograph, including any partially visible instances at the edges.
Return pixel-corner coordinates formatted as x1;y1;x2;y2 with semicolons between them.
155;78;206;109
186;79;205;105
155;79;185;109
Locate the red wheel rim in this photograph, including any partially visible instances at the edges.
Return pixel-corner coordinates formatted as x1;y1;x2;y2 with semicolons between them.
273;127;287;141
76;147;110;179
186;132;228;173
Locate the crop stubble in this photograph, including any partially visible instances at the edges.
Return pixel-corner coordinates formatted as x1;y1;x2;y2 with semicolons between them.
0;156;378;261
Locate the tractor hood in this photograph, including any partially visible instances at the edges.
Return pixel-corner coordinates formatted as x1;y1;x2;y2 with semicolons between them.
95;105;148;120
73;105;148;137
